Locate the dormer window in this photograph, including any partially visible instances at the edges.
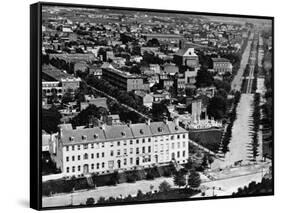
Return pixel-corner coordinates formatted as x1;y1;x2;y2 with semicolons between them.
69;136;74;142
175;126;179;131
82;135;87;140
121;131;126;137
140;129;144;134
158;127;163;132
93;134;98;139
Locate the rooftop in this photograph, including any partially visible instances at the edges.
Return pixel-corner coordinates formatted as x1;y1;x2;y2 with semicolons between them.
212;58;231;63
42;64;80;82
59;121;187;145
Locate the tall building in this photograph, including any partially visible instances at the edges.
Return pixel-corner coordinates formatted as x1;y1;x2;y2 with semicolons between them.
50;119;189;177
101;64;145;92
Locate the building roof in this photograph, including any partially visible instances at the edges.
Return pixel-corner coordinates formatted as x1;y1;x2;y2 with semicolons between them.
103;66;143;79
42;64;80;82
212;58;230;63
174;48;197;57
60;121;187;145
142;33;183;39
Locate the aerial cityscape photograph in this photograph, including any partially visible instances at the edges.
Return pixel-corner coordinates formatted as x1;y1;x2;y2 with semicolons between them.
40;5;273;208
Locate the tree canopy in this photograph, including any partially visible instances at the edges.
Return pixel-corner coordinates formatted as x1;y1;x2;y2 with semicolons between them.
173;170;186;188
71;105;108;127
207;95;227;120
188;170;201;188
195;69;214;88
42;106;61;134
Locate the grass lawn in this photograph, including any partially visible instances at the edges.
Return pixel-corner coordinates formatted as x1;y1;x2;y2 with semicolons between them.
189;129;223;153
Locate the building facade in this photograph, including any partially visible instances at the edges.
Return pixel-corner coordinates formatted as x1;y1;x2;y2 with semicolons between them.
212;58;233;74
174;48;199;68
50;120;189;177
102;65;145;92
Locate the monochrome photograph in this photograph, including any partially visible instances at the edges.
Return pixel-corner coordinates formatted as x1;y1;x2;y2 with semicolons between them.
34;2;273;209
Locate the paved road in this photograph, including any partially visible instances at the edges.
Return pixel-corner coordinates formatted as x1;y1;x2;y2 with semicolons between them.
211;94;257;169
231;33;254;91
246;36;258;94
192;170;268;198
43;176;175;207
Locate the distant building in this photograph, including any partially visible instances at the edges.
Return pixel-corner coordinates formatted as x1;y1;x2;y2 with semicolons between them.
174;48;199;68
196;87;216;98
143;93;154;108
50;120;189;177
175;68;198;90
191;98;203;123
142;33;183;46
152;91;171;103
42;81;63;99
212;58;233;74
149;64;161;74
102;64;145;92
80;95;108;111
42;65;81;95
102;114;121;126
162;63;179;75
89;65;102;79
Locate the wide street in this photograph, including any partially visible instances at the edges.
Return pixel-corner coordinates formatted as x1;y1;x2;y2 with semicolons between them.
192;169;268;198
231;33;254;91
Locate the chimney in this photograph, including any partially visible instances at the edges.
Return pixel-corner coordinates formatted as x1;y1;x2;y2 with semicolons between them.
174;116;179;126
127;120;132;127
99;122;106;131
146;118;151;126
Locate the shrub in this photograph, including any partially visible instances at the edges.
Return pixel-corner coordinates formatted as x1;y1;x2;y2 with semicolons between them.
159;181;172;192
86;197;95;206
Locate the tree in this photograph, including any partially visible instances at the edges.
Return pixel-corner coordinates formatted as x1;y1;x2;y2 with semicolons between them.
173;171;186;188
201;154;209;169
71;105;108;127
86;197;95;206
97;196;106;204
136;190;144;199
188;170;201;188
184;158;194;171
159;181;171;192
151;101;171;121
42;106;61;133
207;95;227;120
147;38;160;47
195;69;214;88
61;88;74;104
109;171;120;185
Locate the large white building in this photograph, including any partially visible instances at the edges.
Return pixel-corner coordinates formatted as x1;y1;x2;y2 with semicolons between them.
50;119;189;177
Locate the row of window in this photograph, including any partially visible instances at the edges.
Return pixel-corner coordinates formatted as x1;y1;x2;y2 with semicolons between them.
66;145;153;162
155;141;186;151
66;162;105;173
65;134;187;152
65;151;186;173
65;141;187;162
66;152;105;162
66;143;105;151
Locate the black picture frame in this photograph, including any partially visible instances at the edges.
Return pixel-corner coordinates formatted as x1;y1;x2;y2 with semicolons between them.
30;1;274;210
